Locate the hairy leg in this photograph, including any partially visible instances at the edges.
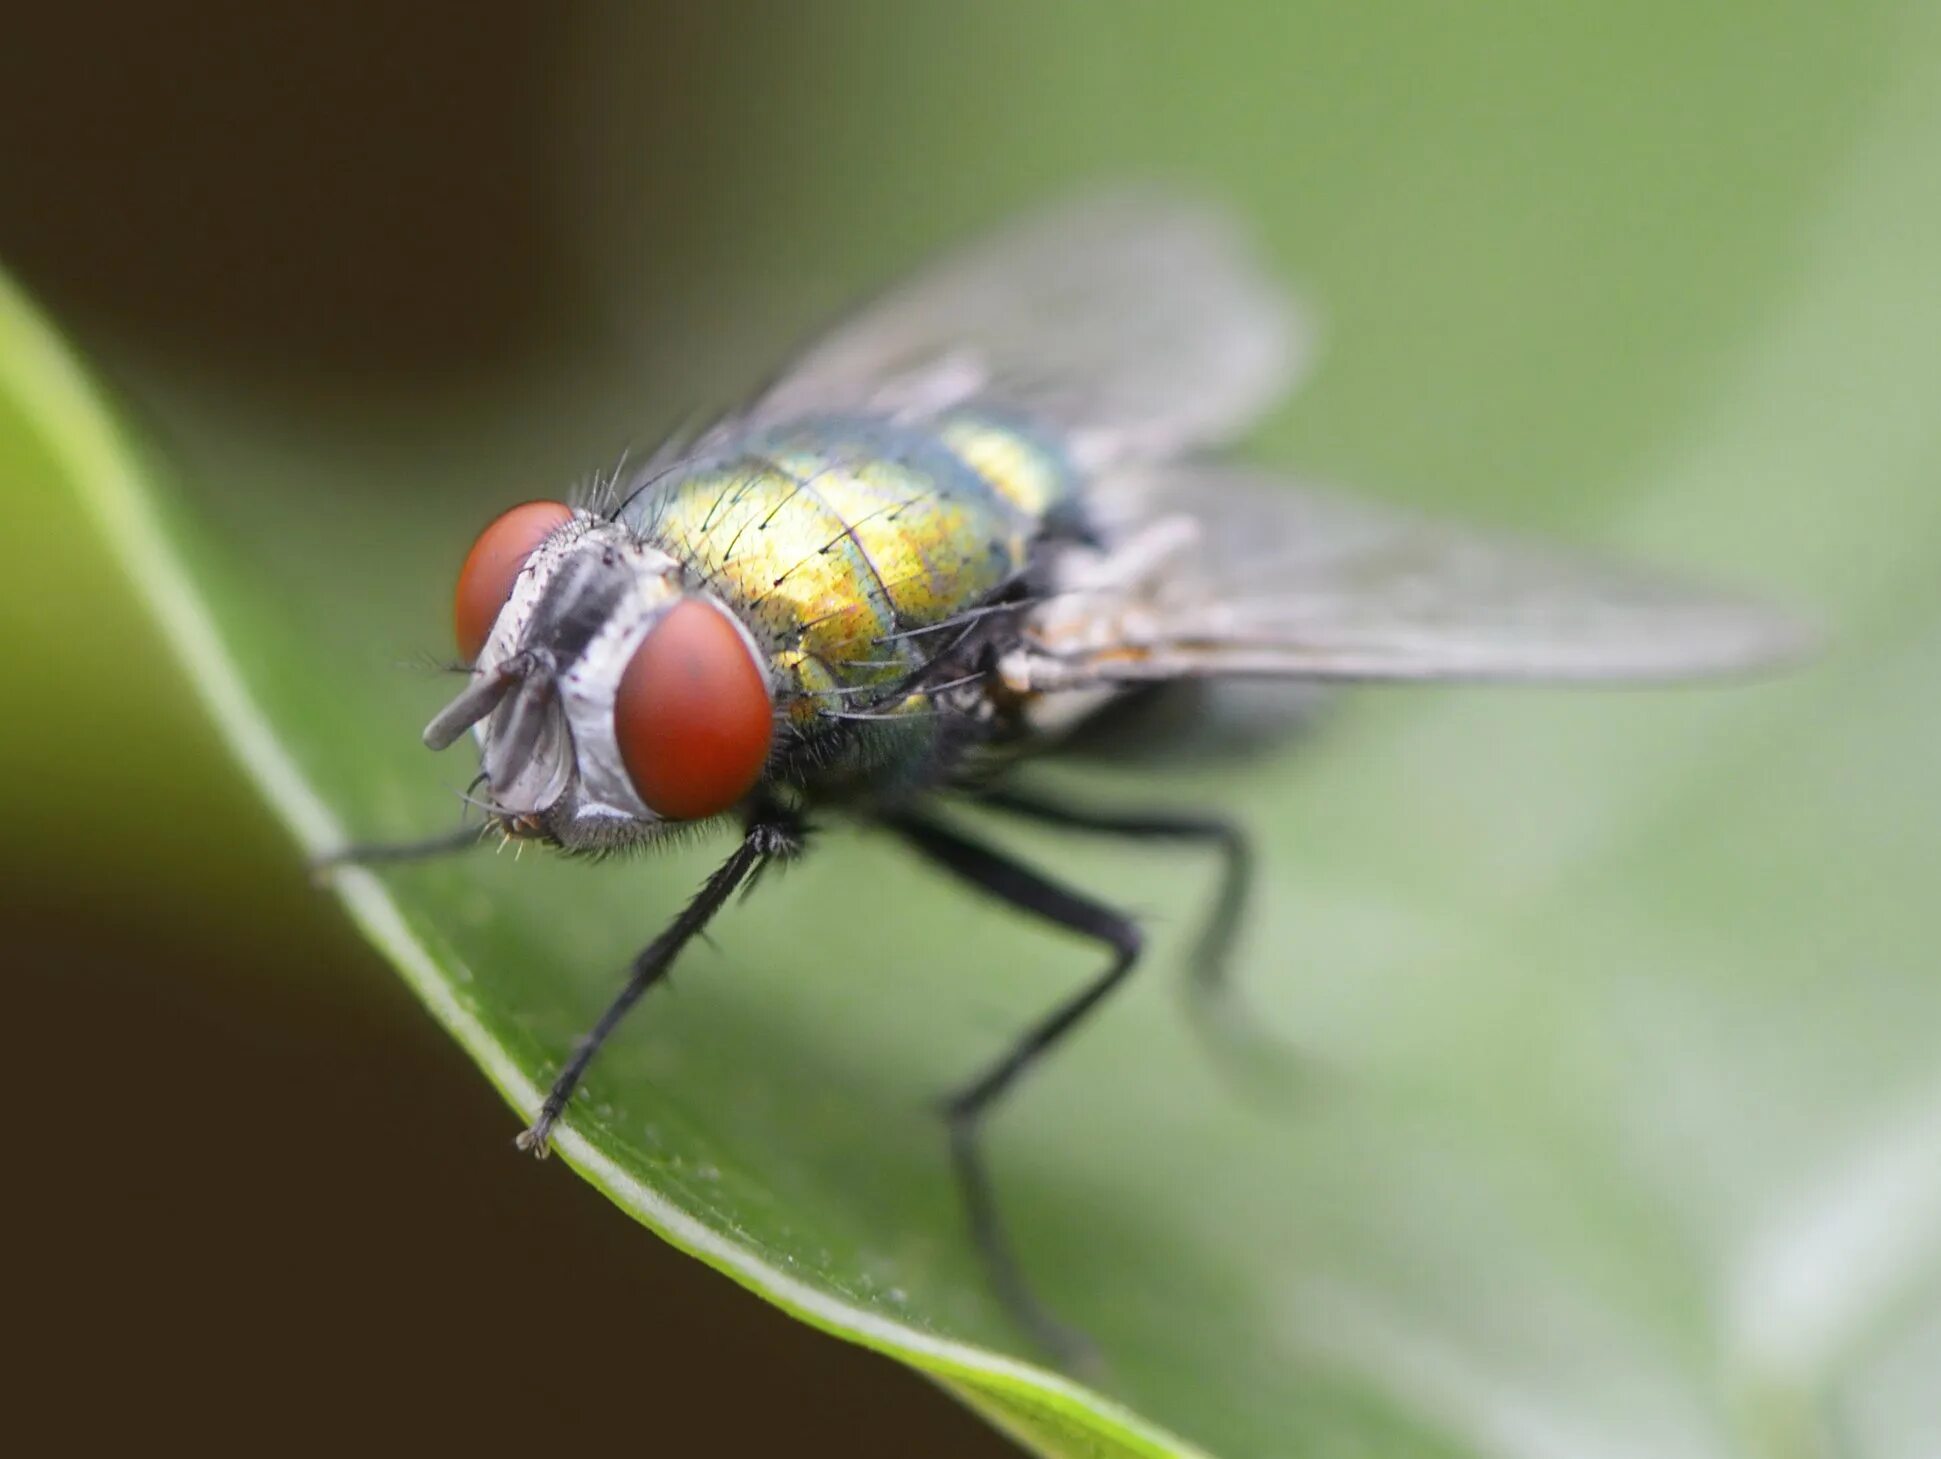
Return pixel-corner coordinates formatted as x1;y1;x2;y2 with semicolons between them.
310;822;493;877
519;816;801;1154
892;809;1143;1362
974;783;1252;1006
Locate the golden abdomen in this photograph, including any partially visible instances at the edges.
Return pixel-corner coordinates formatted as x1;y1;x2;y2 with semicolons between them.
623;413;1074;731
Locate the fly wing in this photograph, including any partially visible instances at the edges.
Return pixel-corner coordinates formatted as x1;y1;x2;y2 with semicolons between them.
745;191;1306;469
1013;467;1814;688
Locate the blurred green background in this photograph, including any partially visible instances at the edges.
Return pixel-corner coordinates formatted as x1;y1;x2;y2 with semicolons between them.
5;3;1940;1456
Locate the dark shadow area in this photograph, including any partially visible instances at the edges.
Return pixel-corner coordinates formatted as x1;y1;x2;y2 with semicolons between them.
11;880;1006;1455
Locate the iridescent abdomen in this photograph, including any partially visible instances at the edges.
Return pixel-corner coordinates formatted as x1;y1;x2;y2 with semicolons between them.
619;414;1076;764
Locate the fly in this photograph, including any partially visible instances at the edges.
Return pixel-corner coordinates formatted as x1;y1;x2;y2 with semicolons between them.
325;191;1809;1359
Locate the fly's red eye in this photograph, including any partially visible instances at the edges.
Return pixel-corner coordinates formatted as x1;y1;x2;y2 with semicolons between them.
453;500;574;661
615;599;773;821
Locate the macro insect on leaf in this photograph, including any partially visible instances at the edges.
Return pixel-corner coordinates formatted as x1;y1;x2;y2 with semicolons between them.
323;191;1808;1356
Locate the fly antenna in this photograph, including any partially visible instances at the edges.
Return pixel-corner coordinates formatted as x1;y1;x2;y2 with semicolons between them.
422;653;536;750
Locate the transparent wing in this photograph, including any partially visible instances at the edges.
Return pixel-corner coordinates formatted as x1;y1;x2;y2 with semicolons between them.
747;190;1306;469
1015;468;1814;687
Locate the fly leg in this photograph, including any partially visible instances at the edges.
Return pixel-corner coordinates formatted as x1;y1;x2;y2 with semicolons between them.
973;785;1302;1103
973;785;1251;1011
891;810;1141;1365
309;822;493;879
519;815;800;1156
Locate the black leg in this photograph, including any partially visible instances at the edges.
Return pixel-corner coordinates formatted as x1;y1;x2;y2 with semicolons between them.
891;810;1141;1364
518;818;795;1156
972;782;1311;1113
310;822;492;878
974;784;1252;1010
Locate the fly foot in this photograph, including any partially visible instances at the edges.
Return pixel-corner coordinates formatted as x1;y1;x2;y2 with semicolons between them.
515;1114;557;1159
1188;991;1327;1112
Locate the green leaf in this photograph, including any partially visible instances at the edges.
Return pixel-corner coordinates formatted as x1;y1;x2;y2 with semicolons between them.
12;5;1941;1454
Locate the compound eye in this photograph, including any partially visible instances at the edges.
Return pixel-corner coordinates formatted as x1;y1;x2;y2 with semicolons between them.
453;500;574;661
615;599;773;821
